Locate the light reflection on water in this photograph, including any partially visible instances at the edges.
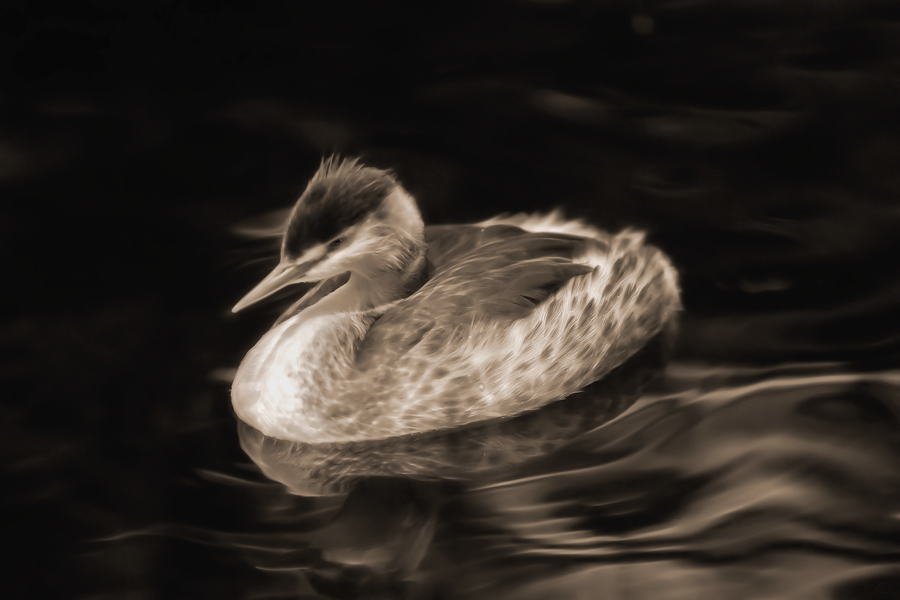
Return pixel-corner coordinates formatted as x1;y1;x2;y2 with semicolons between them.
110;362;900;599
8;3;900;596
450;364;900;599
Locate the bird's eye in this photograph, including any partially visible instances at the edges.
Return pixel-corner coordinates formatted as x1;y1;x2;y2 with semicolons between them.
329;238;343;248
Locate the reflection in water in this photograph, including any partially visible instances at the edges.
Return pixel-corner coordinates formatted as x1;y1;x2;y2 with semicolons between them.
452;364;900;599
10;2;900;597
111;363;900;599
238;329;673;496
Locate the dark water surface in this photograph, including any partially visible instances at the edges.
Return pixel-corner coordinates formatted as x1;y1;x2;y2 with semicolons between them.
3;1;900;598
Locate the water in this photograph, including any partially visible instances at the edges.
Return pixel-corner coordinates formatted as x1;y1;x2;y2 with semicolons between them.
85;361;899;599
94;363;900;599
4;1;900;598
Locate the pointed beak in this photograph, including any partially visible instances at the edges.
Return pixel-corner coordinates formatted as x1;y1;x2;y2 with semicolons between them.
232;259;318;313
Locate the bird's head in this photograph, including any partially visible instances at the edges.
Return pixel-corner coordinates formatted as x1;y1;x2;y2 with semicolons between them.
233;157;425;312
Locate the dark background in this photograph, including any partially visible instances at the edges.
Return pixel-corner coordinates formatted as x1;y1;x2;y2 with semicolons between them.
3;1;900;598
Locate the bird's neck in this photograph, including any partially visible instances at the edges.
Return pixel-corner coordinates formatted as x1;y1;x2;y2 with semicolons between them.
341;189;428;311
233;252;426;442
233;187;429;441
351;185;428;310
297;245;427;321
352;252;427;309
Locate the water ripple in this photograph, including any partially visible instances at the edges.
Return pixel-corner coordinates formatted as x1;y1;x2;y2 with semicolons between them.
443;365;900;599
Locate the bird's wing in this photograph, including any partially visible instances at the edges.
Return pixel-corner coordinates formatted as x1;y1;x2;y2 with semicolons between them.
423;223;529;276
355;225;594;368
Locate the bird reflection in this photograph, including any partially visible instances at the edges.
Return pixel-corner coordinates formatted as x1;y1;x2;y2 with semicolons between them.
104;364;900;600
231;156;681;445
238;330;673;496
230;333;672;597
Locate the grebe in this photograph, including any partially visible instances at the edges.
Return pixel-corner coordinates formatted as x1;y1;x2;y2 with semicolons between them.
232;157;681;444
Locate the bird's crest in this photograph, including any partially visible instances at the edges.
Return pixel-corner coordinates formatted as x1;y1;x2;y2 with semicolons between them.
283;156;398;259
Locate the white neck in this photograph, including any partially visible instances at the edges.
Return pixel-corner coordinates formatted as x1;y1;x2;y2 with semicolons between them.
233;283;376;441
382;186;425;243
299;273;391;318
232;186;428;441
343;186;427;311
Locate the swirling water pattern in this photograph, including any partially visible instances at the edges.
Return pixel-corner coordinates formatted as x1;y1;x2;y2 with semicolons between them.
446;364;900;599
4;1;900;598
98;363;900;599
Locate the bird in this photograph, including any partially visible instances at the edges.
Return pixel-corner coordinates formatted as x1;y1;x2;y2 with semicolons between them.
231;157;681;444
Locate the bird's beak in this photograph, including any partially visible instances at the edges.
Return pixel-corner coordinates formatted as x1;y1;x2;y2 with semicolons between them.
232;259;318;313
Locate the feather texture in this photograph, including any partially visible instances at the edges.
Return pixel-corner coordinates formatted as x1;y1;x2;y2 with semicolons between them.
233;213;681;443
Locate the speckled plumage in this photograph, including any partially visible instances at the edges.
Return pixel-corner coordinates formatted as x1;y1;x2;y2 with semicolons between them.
238;329;673;496
232;160;681;444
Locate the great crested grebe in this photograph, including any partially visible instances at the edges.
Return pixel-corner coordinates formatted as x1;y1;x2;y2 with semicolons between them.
232;157;681;444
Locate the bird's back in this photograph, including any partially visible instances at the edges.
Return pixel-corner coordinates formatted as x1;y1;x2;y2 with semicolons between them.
335;218;680;441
